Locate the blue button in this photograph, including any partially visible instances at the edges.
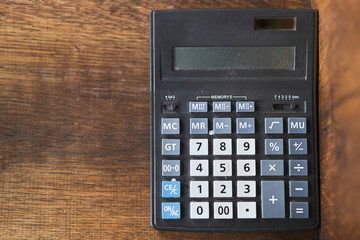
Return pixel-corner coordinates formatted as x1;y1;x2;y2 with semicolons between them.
162;202;181;219
162;181;181;198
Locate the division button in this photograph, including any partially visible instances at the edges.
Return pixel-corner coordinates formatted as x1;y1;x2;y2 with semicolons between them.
189;102;207;113
161;118;180;134
162;202;181;219
236;101;255;112
213;101;231;112
162;180;181;198
261;181;285;218
162;139;180;155
260;160;284;176
289;181;308;197
290;202;309;219
162;160;180;176
190;118;208;134
237;202;257;219
264;139;283;155
289;138;308;155
236;118;255;134
289;160;308;176
264;118;283;134
213;118;232;134
288;118;307;134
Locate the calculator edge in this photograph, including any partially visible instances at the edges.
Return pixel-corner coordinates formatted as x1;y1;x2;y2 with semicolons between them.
149;8;320;232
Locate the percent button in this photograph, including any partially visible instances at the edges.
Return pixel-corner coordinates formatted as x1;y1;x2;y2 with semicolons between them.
265;139;284;155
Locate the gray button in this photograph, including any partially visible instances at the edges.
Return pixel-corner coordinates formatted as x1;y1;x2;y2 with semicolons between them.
189;102;207;112
162;160;180;176
289;138;308;155
236;118;255;134
260;160;284;176
162;139;180;155
264;139;283;155
290;202;309;218
288;118;307;134
190;118;208;134
213;101;231;112
265;118;283;134
261;181;285;218
161;118;180;134
236;101;255;112
213;118;231;134
289;160;308;176
289;181;308;197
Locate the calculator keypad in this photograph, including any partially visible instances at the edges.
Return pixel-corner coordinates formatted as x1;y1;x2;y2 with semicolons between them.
159;100;312;222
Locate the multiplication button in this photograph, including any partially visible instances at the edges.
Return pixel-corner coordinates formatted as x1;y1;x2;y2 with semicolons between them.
162;202;181;219
260;160;284;176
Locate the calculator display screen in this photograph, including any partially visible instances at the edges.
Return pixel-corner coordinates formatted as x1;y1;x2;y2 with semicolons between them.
173;47;295;71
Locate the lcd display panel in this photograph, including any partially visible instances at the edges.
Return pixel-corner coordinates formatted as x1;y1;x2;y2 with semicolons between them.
173;47;295;71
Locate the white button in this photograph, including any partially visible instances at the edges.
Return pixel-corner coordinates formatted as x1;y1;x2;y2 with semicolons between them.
237;160;256;176
189;139;208;155
213;160;232;177
213;181;232;198
213;138;232;155
190;202;209;219
190;160;209;176
237;138;256;155
214;202;233;219
190;181;209;198
237;181;256;197
237;202;257;219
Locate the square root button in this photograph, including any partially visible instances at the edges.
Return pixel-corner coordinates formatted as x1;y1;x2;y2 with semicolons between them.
265;118;283;134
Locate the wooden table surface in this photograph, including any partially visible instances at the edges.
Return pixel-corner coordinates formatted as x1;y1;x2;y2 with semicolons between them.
1;0;360;239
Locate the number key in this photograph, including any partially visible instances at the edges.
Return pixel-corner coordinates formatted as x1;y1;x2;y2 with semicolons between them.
190;160;209;176
237;160;256;176
213;138;232;155
213;160;232;177
237;181;256;197
213;181;232;198
237;138;256;155
189;139;208;155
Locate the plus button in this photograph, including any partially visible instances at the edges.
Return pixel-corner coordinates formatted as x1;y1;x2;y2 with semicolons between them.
269;195;278;204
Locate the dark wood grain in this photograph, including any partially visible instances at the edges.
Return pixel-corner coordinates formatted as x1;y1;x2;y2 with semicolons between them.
0;0;359;239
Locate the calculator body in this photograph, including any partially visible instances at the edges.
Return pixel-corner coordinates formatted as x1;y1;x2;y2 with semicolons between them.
150;9;319;232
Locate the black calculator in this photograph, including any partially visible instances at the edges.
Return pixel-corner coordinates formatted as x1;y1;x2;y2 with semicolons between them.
150;8;319;232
